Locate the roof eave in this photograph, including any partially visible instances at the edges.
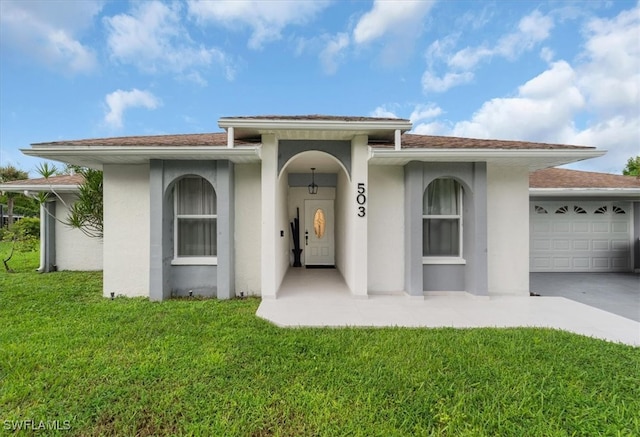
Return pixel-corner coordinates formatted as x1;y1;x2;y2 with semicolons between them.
0;184;80;194
529;188;640;198
219;117;413;132
368;148;605;170
21;145;262;169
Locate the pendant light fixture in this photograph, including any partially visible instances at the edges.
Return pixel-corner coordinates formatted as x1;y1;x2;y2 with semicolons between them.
308;167;318;195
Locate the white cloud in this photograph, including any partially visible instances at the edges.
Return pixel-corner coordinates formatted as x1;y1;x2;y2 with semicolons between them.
412;121;449;135
425;34;460;68
306;0;436;74
448;10;553;70
577;5;640;118
451;61;585;143
570;115;640;173
498;10;553;58
105;1;234;82
410;104;443;124
353;0;436;45
410;102;447;134
187;0;330;50
370;106;399;119
422;10;554;94
421;4;639;173
422;71;473;93
319;33;350;75
0;0;101;73
540;47;555;63
352;0;436;66
104;89;161;129
447;46;493;71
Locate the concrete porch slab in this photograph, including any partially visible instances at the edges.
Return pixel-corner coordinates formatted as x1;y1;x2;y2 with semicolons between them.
257;269;640;347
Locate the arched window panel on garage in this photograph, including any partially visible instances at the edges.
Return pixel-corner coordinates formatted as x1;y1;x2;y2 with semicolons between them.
423;178;463;258
613;205;626;215
574;206;587;214
555;205;569;214
595;205;608;214
535;205;548;214
174;177;217;261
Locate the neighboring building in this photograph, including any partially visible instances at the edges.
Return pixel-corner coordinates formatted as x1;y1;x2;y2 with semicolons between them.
7;115;635;300
0;204;22;228
0;174;102;272
529;168;640;273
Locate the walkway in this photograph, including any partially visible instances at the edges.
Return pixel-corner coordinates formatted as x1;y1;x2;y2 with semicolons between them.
257;268;640;347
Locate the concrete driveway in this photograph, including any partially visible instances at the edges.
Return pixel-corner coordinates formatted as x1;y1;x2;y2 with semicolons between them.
530;273;640;322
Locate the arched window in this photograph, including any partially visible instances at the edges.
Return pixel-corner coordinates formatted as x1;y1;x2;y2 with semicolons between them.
423;178;463;257
174;177;217;262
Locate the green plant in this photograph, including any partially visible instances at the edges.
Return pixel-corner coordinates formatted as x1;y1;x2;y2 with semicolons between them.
66;168;103;238
36;163;104;239
7;216;40;239
1;219;40;271
1;266;639;436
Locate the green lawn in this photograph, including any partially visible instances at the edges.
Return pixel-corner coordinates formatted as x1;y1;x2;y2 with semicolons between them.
1;243;639;436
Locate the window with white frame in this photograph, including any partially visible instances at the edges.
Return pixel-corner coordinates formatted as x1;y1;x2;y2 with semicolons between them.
423;178;463;258
174;177;217;264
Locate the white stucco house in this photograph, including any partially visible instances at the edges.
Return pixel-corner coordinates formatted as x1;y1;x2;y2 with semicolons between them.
0;174;102;272
2;115;638;300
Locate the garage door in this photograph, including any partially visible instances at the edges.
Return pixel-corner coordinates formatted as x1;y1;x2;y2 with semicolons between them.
530;201;631;272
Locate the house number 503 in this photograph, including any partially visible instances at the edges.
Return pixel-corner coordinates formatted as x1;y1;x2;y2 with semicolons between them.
357;183;367;217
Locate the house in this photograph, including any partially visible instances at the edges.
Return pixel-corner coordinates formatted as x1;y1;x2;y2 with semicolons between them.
5;115;637;300
0;174;102;272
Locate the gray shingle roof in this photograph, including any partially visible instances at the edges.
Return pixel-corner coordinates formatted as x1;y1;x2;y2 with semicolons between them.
1;174;85;186
530;168;640;188
32;131;594;151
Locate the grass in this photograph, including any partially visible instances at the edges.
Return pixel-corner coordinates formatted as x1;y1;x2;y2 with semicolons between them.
1;242;639;436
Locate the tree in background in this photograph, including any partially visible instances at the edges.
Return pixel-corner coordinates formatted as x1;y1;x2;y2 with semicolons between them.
622;156;640;176
37;163;103;239
0;165;30;227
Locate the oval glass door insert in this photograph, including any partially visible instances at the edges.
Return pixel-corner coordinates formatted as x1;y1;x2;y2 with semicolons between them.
313;208;326;239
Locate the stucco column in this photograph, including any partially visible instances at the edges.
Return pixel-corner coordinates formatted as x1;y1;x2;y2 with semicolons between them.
351;135;368;297
469;162;488;295
404;161;423;296
261;134;278;298
487;163;530;296
149;160;164;301
217;161;235;299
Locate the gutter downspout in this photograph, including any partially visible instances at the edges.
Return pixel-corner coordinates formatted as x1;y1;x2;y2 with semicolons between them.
37;202;45;272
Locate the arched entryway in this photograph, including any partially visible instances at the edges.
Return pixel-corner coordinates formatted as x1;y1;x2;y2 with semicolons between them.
280;150;349;272
260;135;369;299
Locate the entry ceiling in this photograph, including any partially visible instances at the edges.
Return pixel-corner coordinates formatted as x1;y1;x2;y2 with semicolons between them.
283;151;344;173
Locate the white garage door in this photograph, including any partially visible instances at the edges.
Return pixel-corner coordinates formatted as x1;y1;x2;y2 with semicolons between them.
530;201;632;272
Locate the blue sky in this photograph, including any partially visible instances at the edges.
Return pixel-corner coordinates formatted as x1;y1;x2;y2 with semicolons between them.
1;0;638;176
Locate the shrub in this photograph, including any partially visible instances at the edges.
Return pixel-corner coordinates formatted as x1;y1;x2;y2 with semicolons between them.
2;218;40;253
6;217;40;240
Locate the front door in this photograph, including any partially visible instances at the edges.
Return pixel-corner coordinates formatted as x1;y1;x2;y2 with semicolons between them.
304;199;335;266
